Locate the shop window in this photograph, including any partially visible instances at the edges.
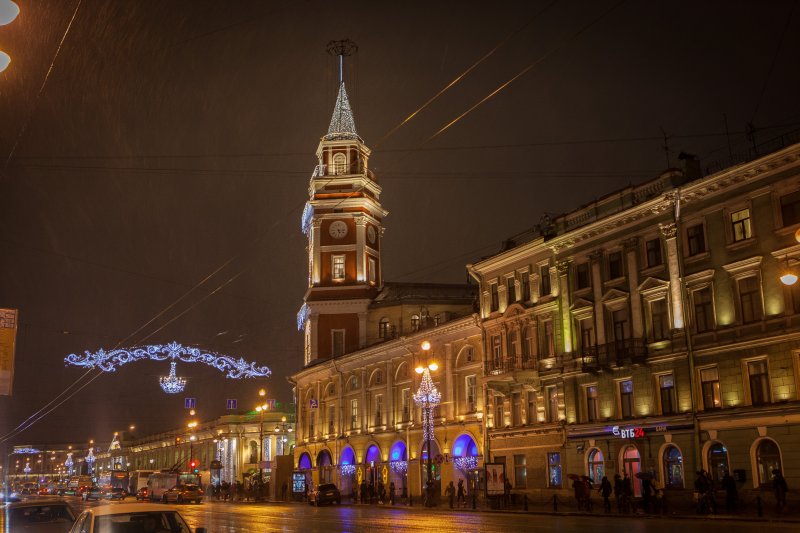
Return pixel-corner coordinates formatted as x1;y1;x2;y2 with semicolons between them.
645;238;663;268
548;452;562;488
621;446;642;497
686;224;706;256
756;439;782;486
731;208;752;242
707;443;729;484
514;455;527;489
700;367;721;410
588;448;604;482
747;360;770;406
663;445;684;488
659;374;676;415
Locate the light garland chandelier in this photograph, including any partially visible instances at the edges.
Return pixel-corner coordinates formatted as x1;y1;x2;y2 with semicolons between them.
65;341;271;394
414;341;440;495
340;464;356;476
159;361;187;394
389;460;408;475
453;456;478;473
65;453;74;475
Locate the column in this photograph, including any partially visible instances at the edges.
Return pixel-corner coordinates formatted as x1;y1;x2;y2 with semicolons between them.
660;223;685;329
355;216;367;282
590;251;606;345
316;381;322;439
624;237;644;339
311;220;321;284
309;313;319;361
360;368;367;431
556;260;572;354
445;343;454;419
385;360;394;426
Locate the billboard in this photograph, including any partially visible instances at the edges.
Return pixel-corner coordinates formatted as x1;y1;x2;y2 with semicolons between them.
0;308;18;396
485;462;506;496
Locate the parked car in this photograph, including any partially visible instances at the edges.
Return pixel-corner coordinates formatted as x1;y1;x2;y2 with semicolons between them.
69;503;206;533
102;487;128;500
0;488;22;502
81;486;104;501
21;482;39;495
308;483;341;506
6;498;76;533
135;487;149;501
162;484;203;504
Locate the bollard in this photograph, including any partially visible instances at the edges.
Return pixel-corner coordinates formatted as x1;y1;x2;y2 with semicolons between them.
757;495;762;517
553;494;558;512
524;494;529;511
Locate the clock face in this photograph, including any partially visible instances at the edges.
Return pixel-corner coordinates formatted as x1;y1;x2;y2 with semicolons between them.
367;225;376;244
329;220;348;239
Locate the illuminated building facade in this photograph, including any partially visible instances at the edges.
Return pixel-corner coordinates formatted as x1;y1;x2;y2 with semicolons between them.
468;139;800;502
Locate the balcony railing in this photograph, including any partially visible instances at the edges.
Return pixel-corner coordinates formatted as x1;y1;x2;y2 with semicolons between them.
484;354;547;376
579;338;647;370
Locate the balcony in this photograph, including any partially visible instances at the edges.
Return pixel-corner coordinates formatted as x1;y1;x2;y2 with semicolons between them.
484;354;545;377
579;338;647;371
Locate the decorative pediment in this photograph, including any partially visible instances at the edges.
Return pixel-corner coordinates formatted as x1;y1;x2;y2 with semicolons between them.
722;256;762;279
638;276;670;296
684;269;715;287
570;297;594;312
503;303;528;318
601;288;629;304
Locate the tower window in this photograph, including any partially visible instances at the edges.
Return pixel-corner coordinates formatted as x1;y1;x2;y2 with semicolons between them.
332;330;345;357
332;153;347;175
368;257;376;284
332;255;345;281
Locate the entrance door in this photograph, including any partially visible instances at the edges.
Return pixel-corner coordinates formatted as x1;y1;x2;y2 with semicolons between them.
621;445;641;497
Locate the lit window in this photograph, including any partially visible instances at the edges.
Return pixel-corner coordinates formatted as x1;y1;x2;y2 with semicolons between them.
663;445;684;488
547;452;562;487
378;318;390;339
588;449;604;482
747;360;770;406
731;208;752;242
586;385;599;422
619;380;633;418
707;443;729;484
350;399;358;430
410;314;420;332
332;255;345;281
700;367;721;409
332;153;347;175
756;439;782;486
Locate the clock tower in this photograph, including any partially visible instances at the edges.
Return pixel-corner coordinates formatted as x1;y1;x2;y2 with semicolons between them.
298;72;388;366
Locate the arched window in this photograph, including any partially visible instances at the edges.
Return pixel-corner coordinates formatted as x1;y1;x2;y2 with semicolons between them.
707;443;729;483
332;153;347;175
756;439;782;486
379;318;390;339
587;448;604;482
347;376;359;391
663;445;684;488
410;315;420;332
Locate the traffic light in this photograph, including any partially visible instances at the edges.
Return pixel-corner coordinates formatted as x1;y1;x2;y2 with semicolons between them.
190;460;198;474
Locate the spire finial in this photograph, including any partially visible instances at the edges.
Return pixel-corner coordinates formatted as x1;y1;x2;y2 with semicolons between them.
326;39;358;85
324;39;361;141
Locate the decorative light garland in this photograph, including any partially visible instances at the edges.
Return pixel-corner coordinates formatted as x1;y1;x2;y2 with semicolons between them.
65;341;271;393
86;449;95;464
389;460;408;475
453;456;478;473
13;447;41;454
340;464;356;476
296;304;309;332
65;453;74;473
159;361;186;394
301;203;314;235
324;82;360;141
23;462;31;474
413;367;441;453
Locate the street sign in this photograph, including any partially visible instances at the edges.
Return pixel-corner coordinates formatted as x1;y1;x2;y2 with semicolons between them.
226;399;237;409
184;398;196;409
309;398;318;409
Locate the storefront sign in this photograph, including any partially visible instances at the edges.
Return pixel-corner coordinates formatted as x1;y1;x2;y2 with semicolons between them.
612;425;644;439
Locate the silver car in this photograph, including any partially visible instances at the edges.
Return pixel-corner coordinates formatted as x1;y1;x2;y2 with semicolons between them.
68;503;206;533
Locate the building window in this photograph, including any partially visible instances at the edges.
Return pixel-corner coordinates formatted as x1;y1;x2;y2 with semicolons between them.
541;320;555;357
756;439;782;486
747;360;770;406
540;265;551;297
350;399;359;430
368;257;377;284
511;392;522;426
645;238;662;268
307;412;315;438
522;326;535;361
327;405;336;434
378;318;390;339
507;277;516;304
332;255;345;281
692;287;715;333
465;375;477;413
401;388;411;422
332;330;345;357
586;385;599;422
611;309;629;345
663;445;684;488
493;395;504;427
526;391;536;423
707;443;729;484
548;452;562;488
547;386;559;423
373;370;382;385
700;367;721;409
514;454;527;489
731;208;752;242
576;262;591;290
738;276;763;324
607;251;623;280
658;374;676;415
579;319;594;353
648;298;669;342
490;284;499;311
521;272;531;301
588;449;604;482
464;346;474;362
332;152;347;175
410;314;420;332
507;330;518;359
491;335;502;368
619;379;633;418
374;394;384;426
686;224;706;256
780;190;800;226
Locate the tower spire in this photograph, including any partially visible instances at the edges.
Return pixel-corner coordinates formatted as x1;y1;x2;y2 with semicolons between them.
324;39;360;141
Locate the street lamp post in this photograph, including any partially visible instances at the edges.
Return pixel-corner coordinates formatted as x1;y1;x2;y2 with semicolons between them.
413;341;440;507
273;416;294;456
255;388;268;487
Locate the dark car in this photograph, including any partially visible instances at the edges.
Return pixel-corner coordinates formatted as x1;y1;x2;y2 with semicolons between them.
135;487;149;501
81;486;104;501
7;498;76;533
102;487;128;500
162;483;203;504
309;483;340;506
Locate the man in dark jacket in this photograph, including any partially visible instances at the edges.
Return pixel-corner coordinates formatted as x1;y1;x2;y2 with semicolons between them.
721;472;737;513
773;470;788;513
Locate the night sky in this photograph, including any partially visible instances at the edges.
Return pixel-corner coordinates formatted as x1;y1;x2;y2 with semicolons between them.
1;0;798;449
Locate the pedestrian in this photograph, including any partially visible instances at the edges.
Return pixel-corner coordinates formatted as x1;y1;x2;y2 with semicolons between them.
599;476;612;513
456;479;466;508
613;474;623;513
721;472;737;513
389;481;395;505
621;473;632;514
446;481;455;509
504;477;512;508
572;476;584;510
360;480;367;504
368;480;375;504
378;481;386;504
773;469;788;513
694;470;709;514
641;477;653;514
583;477;593;512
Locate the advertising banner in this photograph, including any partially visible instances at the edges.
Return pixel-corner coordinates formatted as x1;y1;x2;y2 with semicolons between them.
485;462;506;496
0;308;18;396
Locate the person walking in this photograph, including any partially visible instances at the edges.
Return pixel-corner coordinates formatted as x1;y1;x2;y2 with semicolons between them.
694;470;709;514
641;477;653;514
572;476;584;510
446;481;455;509
456;479;466;508
389;481;395;505
620;473;632;514
360;480;367;504
599;476;612;513
721;472;737;514
773;469;788;513
613;474;623;513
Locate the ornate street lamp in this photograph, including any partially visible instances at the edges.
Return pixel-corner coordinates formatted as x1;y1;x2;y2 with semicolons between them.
273;416;293;456
255;388;268;485
413;341;440;507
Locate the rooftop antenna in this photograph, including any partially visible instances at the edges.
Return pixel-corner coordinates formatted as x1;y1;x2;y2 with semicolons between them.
660;126;671;169
326;39;358;85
